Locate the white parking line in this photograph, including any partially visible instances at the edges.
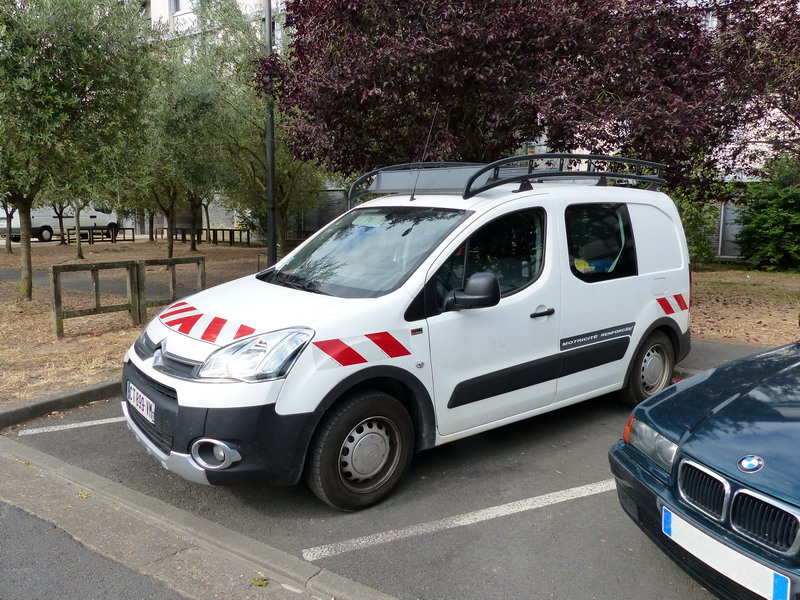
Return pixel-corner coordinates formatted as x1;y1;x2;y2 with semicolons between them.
17;417;126;436
301;478;616;561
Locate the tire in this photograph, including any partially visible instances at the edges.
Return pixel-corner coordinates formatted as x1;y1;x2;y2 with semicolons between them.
37;227;53;243
106;223;119;239
305;390;414;511
619;331;675;407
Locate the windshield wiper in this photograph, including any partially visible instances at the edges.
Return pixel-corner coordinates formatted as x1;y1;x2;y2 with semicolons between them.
273;271;329;295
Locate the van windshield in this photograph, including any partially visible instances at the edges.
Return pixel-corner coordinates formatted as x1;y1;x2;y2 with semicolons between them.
271;206;469;298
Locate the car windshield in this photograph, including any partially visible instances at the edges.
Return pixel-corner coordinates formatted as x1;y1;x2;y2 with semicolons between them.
271;206;469;298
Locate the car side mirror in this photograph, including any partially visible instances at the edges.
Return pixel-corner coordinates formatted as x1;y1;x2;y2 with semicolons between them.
444;272;501;311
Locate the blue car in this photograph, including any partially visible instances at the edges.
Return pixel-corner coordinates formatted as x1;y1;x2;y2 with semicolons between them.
609;342;800;600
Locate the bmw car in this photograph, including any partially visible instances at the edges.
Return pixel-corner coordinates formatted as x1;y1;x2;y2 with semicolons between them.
609;341;800;600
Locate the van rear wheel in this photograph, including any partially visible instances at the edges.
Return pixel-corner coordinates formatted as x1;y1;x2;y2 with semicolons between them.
620;331;674;407
305;390;413;511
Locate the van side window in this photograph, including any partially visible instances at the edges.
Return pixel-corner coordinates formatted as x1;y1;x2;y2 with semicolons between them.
565;203;637;282
434;208;545;304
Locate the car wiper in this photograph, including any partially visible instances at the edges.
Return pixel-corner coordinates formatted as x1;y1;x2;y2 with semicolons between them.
273;272;329;295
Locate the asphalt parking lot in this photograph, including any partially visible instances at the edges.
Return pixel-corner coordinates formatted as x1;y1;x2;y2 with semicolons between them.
3;393;716;600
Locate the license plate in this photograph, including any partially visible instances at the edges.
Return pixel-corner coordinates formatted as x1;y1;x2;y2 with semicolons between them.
662;505;790;600
127;381;155;424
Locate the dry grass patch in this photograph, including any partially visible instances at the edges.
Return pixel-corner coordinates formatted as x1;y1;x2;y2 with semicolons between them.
691;265;800;346
0;239;798;405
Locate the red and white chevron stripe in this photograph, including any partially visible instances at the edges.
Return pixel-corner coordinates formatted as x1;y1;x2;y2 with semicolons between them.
313;331;412;367
656;294;689;315
159;301;256;344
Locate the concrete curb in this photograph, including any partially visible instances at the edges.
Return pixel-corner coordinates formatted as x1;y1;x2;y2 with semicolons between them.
0;433;396;600
0;378;121;430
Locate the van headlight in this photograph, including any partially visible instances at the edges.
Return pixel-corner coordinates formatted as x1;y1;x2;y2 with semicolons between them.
197;327;313;382
623;415;678;474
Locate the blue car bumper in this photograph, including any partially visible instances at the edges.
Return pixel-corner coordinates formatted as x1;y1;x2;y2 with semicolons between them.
609;442;799;600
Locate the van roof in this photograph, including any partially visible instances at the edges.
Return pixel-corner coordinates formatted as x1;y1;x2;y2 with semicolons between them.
348;153;666;204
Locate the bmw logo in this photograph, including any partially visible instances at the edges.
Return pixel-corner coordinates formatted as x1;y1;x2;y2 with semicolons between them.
737;455;765;473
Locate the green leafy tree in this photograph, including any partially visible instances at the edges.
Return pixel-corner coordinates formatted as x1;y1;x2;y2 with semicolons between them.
736;156;800;271
187;0;332;250
667;159;739;264
0;0;153;299
715;0;800;167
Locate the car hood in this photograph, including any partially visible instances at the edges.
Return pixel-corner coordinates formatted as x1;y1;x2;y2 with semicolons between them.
641;342;800;503
144;274;373;361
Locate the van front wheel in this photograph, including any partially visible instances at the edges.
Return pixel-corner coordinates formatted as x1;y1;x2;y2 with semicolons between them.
37;226;53;243
306;391;414;511
620;332;675;407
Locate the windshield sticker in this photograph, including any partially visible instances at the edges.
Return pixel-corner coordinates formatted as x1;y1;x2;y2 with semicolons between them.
159;301;256;344
314;331;411;368
560;323;635;351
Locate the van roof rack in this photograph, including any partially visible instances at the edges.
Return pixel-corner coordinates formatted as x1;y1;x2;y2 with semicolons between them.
348;162;487;204
348;154;666;203
463;154;666;198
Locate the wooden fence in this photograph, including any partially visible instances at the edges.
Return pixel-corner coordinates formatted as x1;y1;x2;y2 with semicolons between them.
65;227;135;244
155;227;251;246
49;256;205;338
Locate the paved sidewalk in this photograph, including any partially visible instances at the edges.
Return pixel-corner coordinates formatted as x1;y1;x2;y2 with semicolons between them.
0;434;396;600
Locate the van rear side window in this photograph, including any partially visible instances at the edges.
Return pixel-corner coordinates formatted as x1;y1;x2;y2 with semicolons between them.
566;203;637;282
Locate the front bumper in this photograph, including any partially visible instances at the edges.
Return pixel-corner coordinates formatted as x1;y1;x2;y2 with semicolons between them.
122;360;319;487
609;442;799;600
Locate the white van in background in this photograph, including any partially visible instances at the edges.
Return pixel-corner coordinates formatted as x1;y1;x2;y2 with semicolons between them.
0;205;119;242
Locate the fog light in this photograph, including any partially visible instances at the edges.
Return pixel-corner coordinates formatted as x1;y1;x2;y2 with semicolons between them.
190;439;242;470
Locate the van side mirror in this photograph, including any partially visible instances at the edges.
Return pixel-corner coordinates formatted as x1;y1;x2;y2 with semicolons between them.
444;272;501;311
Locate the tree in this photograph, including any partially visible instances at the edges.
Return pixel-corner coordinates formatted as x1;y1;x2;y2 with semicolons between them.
185;0;331;250
735;156;800;271
1;190;15;254
256;0;733;178
0;0;153;299
714;0;800;168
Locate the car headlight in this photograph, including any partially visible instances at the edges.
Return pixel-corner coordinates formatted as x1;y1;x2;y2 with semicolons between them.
623;415;678;474
197;327;313;382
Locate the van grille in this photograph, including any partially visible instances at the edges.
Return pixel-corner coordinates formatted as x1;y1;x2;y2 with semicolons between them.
123;362;177;455
128;406;172;454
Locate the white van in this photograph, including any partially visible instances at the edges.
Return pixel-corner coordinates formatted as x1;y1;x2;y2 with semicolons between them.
122;154;691;510
0;205;119;242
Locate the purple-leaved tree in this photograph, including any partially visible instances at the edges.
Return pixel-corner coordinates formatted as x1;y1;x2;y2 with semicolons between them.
256;0;737;178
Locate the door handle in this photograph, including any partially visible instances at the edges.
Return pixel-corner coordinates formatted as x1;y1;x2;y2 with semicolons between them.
530;308;555;318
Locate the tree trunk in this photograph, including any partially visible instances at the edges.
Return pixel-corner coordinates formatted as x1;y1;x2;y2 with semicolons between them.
188;192;201;253
56;211;67;244
166;208;175;259
74;206;85;260
3;211;14;255
148;210;155;242
203;202;211;243
18;204;33;300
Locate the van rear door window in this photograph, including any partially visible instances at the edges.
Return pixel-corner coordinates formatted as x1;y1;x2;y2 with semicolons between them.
565;203;637;282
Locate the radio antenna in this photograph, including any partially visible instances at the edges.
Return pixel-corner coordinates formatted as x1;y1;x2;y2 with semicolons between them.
410;103;439;201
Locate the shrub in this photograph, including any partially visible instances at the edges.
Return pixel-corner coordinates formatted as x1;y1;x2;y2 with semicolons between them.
736;157;800;271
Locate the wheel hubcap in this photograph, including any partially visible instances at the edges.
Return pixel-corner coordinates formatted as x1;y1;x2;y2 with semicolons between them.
338;417;399;493
641;345;667;394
